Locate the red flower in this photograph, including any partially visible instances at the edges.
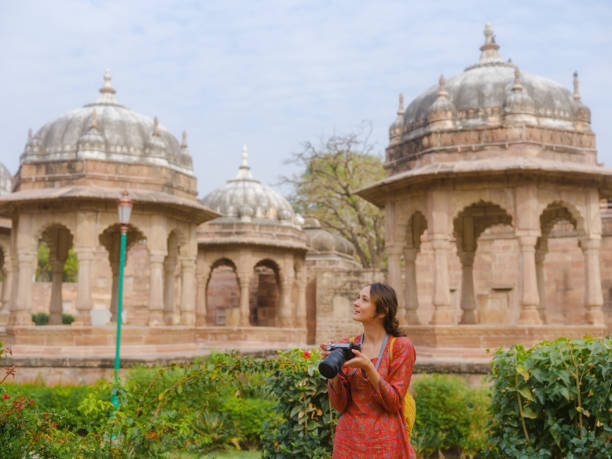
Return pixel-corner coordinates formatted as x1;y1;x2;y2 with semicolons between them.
2;393;7;400
53;422;58;428
303;351;311;359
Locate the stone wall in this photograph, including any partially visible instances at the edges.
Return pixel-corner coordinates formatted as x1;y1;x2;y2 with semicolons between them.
314;269;385;344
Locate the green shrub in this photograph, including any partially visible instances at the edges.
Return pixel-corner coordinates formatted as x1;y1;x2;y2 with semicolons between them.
32;312;49;326
411;374;490;457
31;312;75;326
486;337;612;458
261;349;334;459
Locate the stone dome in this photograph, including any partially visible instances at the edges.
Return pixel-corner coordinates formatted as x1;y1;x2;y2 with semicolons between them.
200;145;297;226
0;163;12;195
21;70;193;175
303;217;354;256
398;23;587;137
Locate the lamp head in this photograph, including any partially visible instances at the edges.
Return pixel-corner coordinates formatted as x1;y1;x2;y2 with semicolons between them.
117;191;133;225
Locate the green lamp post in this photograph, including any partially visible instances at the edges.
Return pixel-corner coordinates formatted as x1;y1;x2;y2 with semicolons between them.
112;190;132;409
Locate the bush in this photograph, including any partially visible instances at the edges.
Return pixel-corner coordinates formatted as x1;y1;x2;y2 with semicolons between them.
261;349;334;459
486;337;612;458
411;374;490;457
31;312;75;326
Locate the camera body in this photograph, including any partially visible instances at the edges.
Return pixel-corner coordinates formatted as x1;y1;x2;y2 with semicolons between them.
318;341;361;379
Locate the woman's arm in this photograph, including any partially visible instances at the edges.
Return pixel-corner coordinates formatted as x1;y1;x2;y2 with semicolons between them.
327;373;351;412
372;338;415;413
345;338;415;413
321;341;352;412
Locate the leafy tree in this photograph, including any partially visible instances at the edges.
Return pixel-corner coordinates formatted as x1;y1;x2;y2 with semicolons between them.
283;126;385;268
36;244;78;282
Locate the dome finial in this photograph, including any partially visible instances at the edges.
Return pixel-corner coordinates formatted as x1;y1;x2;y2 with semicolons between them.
478;22;502;64
438;75;447;96
241;144;249;168
181;130;188;148
235;144;253;179
397;93;404;115
27;128;32;141
153;116;160;136
97;69;117;103
573;71;581;100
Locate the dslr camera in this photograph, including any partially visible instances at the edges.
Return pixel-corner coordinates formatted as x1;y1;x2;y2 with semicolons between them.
318;342;361;379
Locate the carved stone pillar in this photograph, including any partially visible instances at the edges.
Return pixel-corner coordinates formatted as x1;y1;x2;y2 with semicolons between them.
295;264;306;328
195;265;210;326
179;257;196;326
73;248;94;326
236;270;251;327
430;236;452;324
517;235;542;325
163;255;177;325
386;245;404;318
48;257;66;325
403;247;420;324
580;237;604;325
147;251;165;326
0;259;12;325
279;274;294;327
109;261;119;322
10;251;36;325
459;250;477;324
535;240;547;324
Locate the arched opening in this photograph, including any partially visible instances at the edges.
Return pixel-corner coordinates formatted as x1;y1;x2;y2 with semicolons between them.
34;224;76;325
99;224;147;324
538;202;582;325
206;258;239;326
249;259;280;326
453;201;513;324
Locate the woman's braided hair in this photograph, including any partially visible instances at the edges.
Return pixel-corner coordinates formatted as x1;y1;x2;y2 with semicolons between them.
369;282;405;337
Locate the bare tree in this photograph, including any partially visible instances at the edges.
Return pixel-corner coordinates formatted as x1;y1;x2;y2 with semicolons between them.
282;126;385;269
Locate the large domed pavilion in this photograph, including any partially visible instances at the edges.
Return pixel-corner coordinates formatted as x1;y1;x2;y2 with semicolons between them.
0;70;218;334
358;23;612;355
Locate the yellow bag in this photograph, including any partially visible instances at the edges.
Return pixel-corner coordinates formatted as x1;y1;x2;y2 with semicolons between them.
389;337;416;440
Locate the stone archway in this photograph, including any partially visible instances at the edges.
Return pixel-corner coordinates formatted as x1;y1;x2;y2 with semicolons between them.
250;259;280;326
38;224;75;325
99;223;146;324
206;258;239;326
453;200;513;324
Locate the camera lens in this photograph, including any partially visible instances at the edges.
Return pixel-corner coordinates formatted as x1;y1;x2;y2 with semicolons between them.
318;348;346;378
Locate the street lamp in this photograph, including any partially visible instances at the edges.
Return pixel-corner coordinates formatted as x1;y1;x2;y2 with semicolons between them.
112;190;132;409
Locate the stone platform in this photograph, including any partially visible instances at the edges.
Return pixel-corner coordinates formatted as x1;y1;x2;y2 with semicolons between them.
0;324;605;384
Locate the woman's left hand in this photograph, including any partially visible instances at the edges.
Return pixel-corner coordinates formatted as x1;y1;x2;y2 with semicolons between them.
342;349;374;371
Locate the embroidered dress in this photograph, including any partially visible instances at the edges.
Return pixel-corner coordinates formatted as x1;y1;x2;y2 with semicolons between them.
328;335;416;459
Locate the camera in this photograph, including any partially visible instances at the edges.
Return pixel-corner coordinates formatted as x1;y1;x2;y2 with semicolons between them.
318;342;361;379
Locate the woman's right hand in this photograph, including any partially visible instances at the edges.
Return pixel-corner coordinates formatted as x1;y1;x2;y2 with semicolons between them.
319;343;331;359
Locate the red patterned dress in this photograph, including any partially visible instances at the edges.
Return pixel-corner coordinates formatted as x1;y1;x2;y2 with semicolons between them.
327;335;416;459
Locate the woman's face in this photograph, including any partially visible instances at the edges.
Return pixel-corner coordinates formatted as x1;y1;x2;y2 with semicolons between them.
352;285;383;324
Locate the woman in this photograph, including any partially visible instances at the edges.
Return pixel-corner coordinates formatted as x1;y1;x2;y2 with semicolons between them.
321;282;416;459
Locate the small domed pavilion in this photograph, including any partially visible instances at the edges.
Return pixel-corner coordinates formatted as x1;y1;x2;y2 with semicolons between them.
198;146;308;334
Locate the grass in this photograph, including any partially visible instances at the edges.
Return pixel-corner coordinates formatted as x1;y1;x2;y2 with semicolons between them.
169;450;261;459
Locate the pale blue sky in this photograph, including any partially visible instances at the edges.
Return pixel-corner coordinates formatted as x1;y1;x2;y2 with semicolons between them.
1;1;611;196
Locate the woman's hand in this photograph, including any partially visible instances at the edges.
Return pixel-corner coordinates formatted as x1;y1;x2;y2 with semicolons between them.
319;343;331;359
342;349;374;371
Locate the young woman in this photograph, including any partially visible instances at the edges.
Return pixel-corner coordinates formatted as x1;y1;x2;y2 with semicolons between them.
321;282;416;459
